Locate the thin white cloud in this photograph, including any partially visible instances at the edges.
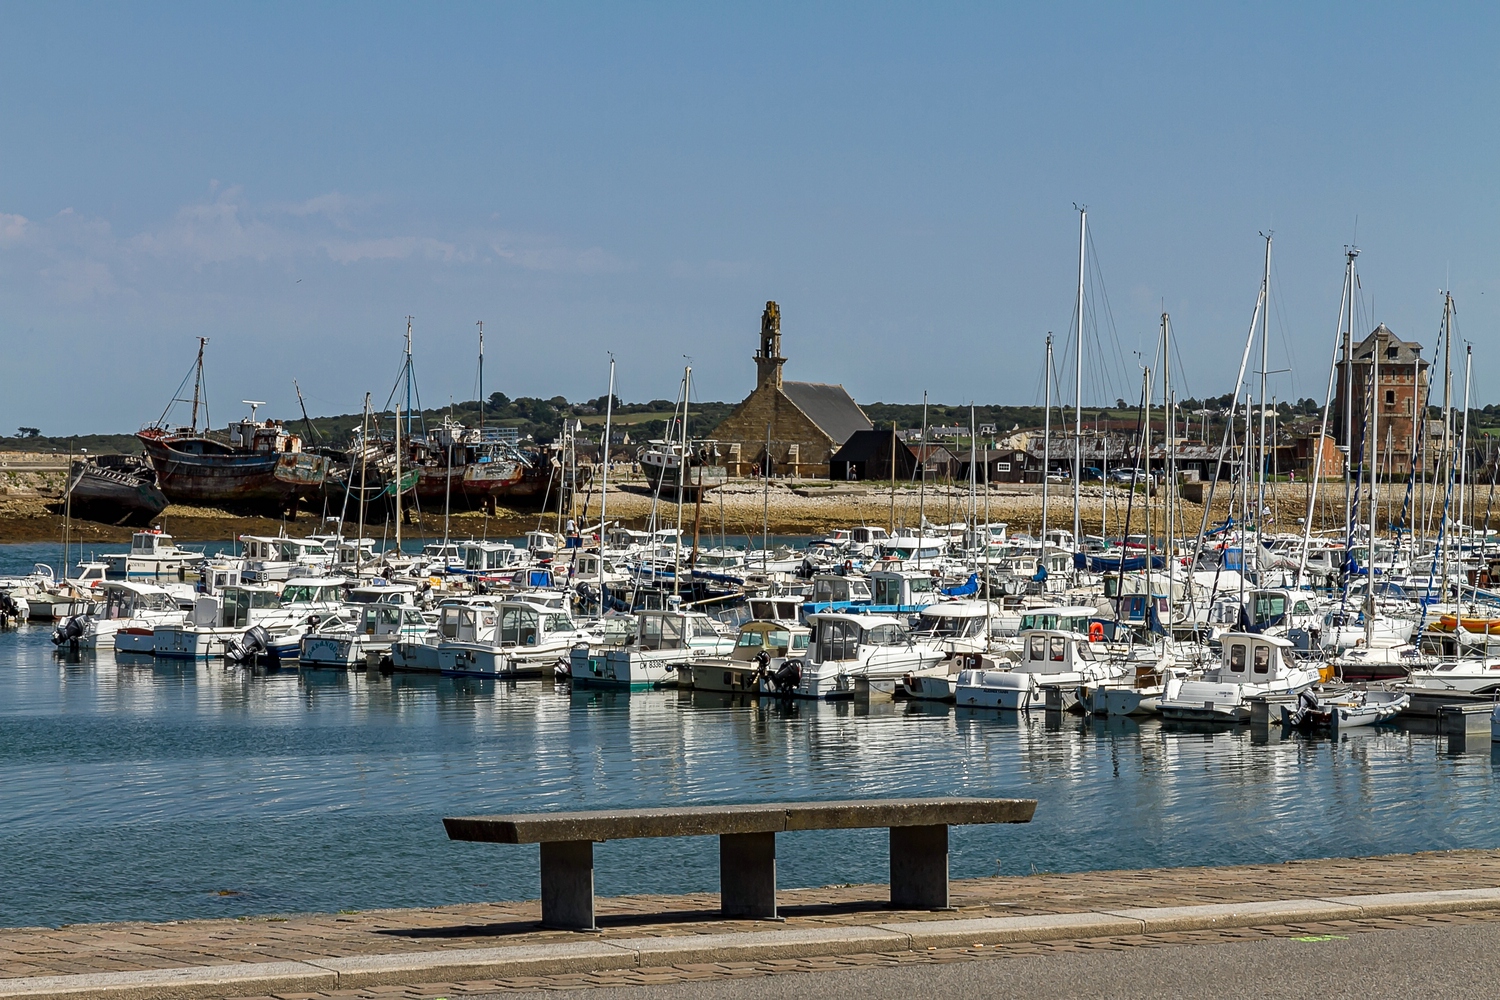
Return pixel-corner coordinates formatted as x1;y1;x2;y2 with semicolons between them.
0;188;624;299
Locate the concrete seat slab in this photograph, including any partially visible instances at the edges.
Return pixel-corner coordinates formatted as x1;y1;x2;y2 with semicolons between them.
445;797;1036;844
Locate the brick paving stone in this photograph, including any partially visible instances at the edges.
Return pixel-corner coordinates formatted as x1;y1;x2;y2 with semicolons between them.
7;851;1500;989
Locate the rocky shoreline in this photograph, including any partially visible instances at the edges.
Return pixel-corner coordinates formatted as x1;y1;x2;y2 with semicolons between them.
0;474;1398;546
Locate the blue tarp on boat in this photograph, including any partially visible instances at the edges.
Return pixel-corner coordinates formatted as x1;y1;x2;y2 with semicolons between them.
1073;553;1165;573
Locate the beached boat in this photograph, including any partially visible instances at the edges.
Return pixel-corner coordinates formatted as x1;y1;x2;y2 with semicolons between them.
64;455;168;526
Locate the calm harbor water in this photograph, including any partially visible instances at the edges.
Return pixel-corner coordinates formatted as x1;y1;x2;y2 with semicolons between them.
2;540;1499;929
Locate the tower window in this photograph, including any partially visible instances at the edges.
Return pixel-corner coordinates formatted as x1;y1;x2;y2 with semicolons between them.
1385;390;1396;406
1386;346;1399;359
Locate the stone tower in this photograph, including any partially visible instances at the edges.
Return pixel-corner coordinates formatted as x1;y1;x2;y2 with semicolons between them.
755;301;785;391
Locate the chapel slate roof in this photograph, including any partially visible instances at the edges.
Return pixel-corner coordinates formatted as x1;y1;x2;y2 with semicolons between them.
781;381;873;445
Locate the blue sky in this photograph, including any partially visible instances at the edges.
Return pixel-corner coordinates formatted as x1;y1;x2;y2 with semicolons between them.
3;3;1498;435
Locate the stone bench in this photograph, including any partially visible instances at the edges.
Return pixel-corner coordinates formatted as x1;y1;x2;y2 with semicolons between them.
444;797;1036;930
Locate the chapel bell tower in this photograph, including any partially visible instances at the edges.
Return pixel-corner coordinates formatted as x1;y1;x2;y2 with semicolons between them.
755;301;785;390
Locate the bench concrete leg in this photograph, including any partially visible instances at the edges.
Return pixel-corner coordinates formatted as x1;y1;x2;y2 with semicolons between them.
720;831;778;919
889;824;949;910
540;840;596;930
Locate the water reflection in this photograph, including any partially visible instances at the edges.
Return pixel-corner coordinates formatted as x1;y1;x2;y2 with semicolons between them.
1;544;1498;927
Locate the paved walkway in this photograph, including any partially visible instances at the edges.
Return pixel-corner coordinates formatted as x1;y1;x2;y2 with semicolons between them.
8;849;1500;998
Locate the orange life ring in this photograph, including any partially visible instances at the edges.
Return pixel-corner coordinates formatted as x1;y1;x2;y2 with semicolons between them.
1088;622;1105;643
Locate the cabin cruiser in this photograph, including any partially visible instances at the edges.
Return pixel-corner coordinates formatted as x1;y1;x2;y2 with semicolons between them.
101;529;205;582
1404;657;1500;695
685;620;810;694
54;581;186;651
389;596;500;673
1157;633;1322;722
238;536;335;583
788;613;946;700
300;603;435;668
459;540;531;578
435;596;589;678
569;608;735;690
153;584;286;659
900;600;1005;701
955;629;1123;711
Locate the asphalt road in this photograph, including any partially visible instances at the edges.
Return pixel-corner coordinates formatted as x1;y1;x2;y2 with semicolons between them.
487;921;1500;1000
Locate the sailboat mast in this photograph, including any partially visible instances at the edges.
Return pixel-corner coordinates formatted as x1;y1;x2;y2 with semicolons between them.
357;393;370;567
477;320;485;438
598;357;615;603
1074;207;1086;548
673;366;690;596
1459;344;1473;579
1256;234;1272;558
1367;317;1381;620
189;336;207;434
917;390;929;569
1162;311;1173;595
394;388;403;555
1042;336;1052;548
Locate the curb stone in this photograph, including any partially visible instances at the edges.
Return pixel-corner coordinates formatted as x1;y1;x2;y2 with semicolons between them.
8;889;1500;999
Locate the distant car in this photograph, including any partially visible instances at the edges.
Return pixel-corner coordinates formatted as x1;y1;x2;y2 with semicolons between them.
1107;468;1141;483
1082;467;1104;481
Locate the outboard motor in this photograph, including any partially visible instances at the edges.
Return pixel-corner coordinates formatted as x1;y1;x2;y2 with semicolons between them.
770;658;803;696
226;625;270;665
52;615;85;647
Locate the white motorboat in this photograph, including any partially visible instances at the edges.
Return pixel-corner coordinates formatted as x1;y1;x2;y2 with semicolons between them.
436;596;588;678
153;584;286;659
54;581;186;651
102;529;205;582
789;613;946;700
955;629;1123;711
1281;688;1409;730
1405;658;1500;695
570;608;736;690
1158;633;1323;723
686;620;809;694
301;603;434;668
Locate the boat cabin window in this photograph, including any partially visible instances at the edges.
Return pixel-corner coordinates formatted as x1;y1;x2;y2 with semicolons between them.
1229;643;1247;673
1050;636;1066;662
501;606;541;646
1253;645;1271;674
1252;594;1286;621
865;623;907;646
1028;635;1046;661
790;632;809;652
737;631;766;648
1293;601;1312;614
691;621;720;640
546;613;574;634
403;610;426;628
909;576;934;594
813;579;848;603
375;606;402;634
874;577;900;605
440;607;462;639
816;619;860;661
640;614;685;651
